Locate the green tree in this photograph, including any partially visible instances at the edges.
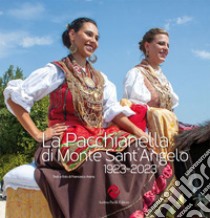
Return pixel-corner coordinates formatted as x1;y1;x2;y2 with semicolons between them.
0;65;24;154
0;65;48;180
0;65;24;108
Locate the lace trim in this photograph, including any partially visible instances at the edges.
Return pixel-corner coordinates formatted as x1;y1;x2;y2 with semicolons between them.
53;56;105;128
136;60;173;111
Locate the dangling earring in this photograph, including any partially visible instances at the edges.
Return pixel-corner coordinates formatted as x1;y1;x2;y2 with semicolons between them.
88;54;97;63
146;50;149;58
69;44;77;54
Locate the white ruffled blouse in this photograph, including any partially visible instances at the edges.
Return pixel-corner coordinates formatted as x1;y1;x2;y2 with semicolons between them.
4;63;134;127
123;67;179;109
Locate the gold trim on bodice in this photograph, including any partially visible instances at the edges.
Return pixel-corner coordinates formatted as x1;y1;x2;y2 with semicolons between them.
53;55;105;128
137;60;173;111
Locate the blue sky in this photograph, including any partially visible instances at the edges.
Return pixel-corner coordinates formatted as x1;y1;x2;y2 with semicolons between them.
0;0;210;125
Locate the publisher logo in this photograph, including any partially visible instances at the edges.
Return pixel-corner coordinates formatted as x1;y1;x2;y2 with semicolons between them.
107;184;120;199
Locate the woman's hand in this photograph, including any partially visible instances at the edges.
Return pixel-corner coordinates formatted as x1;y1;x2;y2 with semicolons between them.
35;123;69;142
7;98;69;143
112;113;155;148
133;128;154;149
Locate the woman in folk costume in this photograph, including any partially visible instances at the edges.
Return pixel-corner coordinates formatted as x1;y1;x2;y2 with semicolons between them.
4;18;173;218
122;28;179;159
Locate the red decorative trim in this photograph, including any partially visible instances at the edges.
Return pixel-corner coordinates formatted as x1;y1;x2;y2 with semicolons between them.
130;163;173;218
130;210;144;218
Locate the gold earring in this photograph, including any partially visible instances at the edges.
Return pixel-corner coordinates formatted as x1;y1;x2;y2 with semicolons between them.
146;50;149;58
69;44;77;54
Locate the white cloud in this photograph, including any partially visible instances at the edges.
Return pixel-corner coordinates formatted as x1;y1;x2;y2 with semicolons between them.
192;50;210;60
176;16;193;25
0;32;23;57
164;16;193;30
20;36;53;48
8;3;45;20
0;31;53;58
164;20;172;30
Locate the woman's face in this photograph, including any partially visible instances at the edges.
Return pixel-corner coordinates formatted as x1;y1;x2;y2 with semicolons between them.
69;22;99;59
145;34;169;66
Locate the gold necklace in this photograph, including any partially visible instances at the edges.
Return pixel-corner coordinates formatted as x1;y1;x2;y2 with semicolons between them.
80;64;96;89
70;55;96;89
83;76;95;88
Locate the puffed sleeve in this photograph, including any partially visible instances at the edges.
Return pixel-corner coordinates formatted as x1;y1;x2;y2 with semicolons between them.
168;82;179;109
123;67;151;105
101;73;135;125
4;63;65;115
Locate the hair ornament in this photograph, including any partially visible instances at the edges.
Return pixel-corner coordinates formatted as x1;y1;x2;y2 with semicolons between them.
66;23;70;30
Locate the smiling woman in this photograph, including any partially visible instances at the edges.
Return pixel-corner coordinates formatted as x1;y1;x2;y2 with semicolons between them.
122;28;179;158
4;19;175;218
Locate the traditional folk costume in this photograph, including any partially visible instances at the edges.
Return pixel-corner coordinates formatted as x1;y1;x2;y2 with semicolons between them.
4;56;174;218
123;60;179;158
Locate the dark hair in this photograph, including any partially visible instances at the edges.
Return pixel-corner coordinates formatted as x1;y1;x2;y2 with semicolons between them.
62;17;97;49
138;28;169;56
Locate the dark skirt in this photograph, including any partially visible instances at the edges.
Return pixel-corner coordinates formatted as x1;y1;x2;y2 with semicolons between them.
34;139;173;218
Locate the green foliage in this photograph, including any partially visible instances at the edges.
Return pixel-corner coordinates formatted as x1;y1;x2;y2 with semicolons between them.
0;153;29;181
0;65;49;180
0;66;24;109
